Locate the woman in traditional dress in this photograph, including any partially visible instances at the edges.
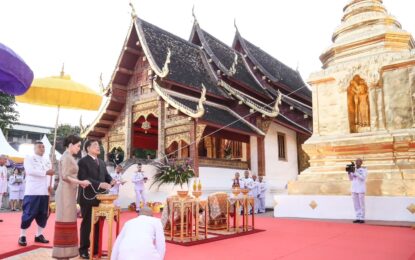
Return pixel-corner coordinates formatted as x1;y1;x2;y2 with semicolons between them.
52;135;90;259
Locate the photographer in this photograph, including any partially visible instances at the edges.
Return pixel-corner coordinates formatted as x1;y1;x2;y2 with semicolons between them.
347;158;367;224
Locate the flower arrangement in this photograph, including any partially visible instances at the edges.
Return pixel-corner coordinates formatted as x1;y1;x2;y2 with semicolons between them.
151;158;195;189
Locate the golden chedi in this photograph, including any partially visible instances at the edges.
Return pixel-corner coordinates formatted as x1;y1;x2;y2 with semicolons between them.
289;0;415;198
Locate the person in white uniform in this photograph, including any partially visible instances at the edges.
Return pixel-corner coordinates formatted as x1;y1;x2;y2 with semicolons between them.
111;207;165;260
18;141;55;246
9;168;24;211
348;158;367;224
109;165;126;207
250;175;260;214
132;163;147;212
257;176;267;213
0;154;8;221
241;170;253;190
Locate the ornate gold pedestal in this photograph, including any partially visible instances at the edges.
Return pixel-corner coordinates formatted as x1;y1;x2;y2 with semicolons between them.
170;196;195;242
90;195;121;260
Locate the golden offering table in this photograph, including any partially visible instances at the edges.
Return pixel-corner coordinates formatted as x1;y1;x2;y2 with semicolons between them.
90;194;121;260
227;188;255;232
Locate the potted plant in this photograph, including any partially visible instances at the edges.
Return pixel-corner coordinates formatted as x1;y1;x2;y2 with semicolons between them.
151;158;195;197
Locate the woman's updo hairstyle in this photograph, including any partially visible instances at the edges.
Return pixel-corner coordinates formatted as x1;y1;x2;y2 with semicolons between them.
63;135;82;148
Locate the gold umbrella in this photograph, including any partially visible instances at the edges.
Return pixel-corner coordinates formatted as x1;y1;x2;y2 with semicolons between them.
16;66;102;191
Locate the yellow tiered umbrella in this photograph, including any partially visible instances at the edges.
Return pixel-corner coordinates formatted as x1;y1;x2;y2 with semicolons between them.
16;66;102;187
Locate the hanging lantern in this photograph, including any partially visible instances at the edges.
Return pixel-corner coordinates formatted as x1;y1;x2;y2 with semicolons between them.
141;120;151;133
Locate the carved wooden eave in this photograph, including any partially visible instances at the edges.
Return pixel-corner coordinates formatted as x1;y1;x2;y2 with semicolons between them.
219;80;281;118
134;18;171;79
152;80;206;118
191;23;271;99
233;31;278;83
163;89;265;136
190;22;231;76
81;97;111;138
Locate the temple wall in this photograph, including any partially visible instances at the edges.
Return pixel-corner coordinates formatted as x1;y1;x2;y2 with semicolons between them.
264;122;298;191
382;65;415;130
106;106;126;153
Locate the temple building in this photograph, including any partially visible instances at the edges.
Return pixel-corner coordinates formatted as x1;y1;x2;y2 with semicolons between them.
275;0;415;221
83;13;312;206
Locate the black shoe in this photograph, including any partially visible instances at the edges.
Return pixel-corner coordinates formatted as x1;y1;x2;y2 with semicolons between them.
79;252;90;259
34;234;49;243
359;220;365;224
18;236;27;246
353;220;360;223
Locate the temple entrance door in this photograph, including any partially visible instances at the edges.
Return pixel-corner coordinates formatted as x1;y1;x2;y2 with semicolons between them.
132;114;158;159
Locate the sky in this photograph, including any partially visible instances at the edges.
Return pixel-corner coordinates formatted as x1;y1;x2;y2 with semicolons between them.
1;0;414;128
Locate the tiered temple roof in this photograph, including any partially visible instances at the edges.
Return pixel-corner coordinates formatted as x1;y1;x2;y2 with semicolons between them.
84;16;312;139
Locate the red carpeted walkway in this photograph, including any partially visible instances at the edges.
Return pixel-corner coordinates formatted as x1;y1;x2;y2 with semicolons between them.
0;211;414;260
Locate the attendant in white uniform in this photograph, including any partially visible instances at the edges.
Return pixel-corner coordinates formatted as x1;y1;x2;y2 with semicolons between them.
0;155;8;209
18;141;55;247
132;163;147;212
111;207;165;260
0;154;8;221
241;170;253;190
109;165;126;207
9;168;23;211
348;158;367;224
258;176;267;213
250;175;259;214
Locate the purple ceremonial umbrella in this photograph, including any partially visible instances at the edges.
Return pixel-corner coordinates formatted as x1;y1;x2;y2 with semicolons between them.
0;42;34;95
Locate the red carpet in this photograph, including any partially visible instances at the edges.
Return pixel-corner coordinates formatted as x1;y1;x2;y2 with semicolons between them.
0;211;414;260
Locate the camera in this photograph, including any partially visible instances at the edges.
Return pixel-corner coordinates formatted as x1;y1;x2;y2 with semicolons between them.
345;161;355;173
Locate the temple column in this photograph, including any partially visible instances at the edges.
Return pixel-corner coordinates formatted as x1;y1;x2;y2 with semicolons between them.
189;119;199;177
157;99;166;159
257;136;265;176
124;97;133;160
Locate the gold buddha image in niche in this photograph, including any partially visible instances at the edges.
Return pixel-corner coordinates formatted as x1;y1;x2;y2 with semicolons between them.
347;75;370;133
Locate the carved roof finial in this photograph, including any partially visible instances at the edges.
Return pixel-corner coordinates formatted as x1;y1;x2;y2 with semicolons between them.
197;84;207;114
229;52;238;76
129;1;137;19
99;73;105;93
234;18;239;33
274;90;282;113
192;5;198;24
160;48;171;78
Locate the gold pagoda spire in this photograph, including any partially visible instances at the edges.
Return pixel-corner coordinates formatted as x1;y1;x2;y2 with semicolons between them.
320;0;414;68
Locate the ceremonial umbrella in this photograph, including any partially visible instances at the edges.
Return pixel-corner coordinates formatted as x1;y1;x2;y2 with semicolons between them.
0;42;34;95
16;67;102;186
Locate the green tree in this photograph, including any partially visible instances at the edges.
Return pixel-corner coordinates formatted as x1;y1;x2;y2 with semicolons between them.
48;124;81;153
0;92;19;132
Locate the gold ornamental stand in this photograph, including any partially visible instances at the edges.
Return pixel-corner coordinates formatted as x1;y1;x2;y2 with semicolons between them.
227;188;241;233
192;190;208;240
90;194;121;260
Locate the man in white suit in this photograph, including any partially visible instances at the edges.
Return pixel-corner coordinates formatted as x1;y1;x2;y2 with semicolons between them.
132;163;147;212
348;158;367;224
111;207;165;260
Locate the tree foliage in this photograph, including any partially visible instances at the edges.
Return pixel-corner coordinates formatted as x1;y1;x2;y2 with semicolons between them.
48;124;81;153
0;92;19;132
